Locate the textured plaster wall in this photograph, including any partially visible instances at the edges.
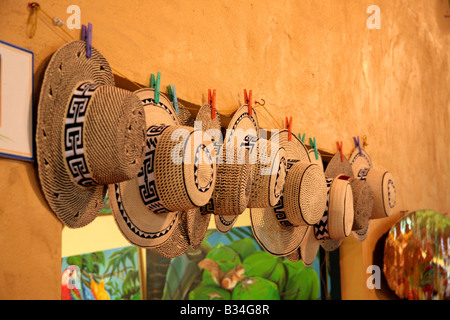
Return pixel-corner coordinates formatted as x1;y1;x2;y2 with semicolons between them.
0;0;448;299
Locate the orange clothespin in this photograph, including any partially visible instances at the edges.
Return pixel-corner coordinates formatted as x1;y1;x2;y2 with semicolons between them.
208;89;216;119
244;89;253;117
286;116;293;141
336;141;344;162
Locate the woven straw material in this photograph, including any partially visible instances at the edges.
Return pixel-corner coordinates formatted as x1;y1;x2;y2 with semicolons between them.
211;144;252;215
177;104;195;127
284;162;327;226
109;95;182;249
250;130;310;257
366;169;396;219
36;40;146;229
154;125;216;211
155;210;190;258
349;178;373;231
83;85;146;184
324;153;354;179
352;223;370;242
309;149;324;172
349;148;373;177
195;104;222;133
285;249;301;262
215;214;239;234
188;207;211;249
300;226;321;267
327;178;354;239
248;141;287;208
108;182;180;248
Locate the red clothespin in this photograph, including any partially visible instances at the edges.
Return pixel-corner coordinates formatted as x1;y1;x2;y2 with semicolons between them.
286;116;293;141
336;141;344;162
208;89;216;119
244;89;253;117
81;23;92;58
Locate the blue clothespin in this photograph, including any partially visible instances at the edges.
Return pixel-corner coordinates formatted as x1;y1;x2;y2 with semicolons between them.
309;137;319;160
167;85;179;114
150;72;161;104
81;23;92;58
353;136;362;155
298;133;305;143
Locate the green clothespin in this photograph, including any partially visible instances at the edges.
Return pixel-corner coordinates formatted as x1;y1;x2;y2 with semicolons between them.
150;72;161;104
167;85;179;114
298;133;305;143
309;137;319;160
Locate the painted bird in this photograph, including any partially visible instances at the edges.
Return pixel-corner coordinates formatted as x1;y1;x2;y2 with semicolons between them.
90;278;111;300
61;267;82;300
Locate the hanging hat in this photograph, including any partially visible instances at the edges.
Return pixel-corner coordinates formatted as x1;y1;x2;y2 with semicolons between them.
212;104;258;233
315;153;355;252
348;177;374;241
36;40;147;228
250;130;327;256
349;148;397;219
247;138;288;209
109;88;216;257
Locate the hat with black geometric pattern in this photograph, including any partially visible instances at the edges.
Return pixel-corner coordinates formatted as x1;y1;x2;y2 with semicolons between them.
36;40;146;229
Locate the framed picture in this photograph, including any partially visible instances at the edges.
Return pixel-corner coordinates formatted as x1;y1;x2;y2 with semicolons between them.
0;40;34;162
146;226;322;301
62;245;142;300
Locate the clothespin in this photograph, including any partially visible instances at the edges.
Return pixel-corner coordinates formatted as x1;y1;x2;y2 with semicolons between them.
285;117;293;141
81;23;92;58
353;136;362;155
298;133;305;143
309;137;319;160
208;89;216;119
167;85;179;114
243;89;253;117
150;72;161;104
336;141;344;162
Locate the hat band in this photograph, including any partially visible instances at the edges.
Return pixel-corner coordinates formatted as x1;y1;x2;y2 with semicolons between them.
314;178;334;240
64;81;100;188
273;159;300;227
274;155;287;199
356;167;370;181
113;183;178;239
137;125;172;214
240;134;259;154
194;143;215;192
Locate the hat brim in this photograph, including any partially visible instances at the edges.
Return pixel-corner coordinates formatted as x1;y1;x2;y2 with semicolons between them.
250;130;311;256
110;88;190;254
36;40;115;228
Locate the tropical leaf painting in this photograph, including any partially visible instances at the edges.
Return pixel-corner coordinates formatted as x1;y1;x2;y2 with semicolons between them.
152;226;321;301
62;246;141;300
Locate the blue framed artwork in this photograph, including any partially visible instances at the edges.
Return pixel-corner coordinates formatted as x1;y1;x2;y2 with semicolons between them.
0;40;34;162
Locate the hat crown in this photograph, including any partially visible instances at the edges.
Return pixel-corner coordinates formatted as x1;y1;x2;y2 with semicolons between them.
64;82;146;187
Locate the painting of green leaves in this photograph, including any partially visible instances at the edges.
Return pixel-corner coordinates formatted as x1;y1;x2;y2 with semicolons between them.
62;246;141;300
147;226;321;300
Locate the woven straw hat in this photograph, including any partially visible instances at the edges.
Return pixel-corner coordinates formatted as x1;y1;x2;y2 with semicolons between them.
315;153;355;252
211;104;258;233
109;89;216;257
348;177;373;241
349;148;397;219
247;139;288;208
36;40;147;228
251;130;323;256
